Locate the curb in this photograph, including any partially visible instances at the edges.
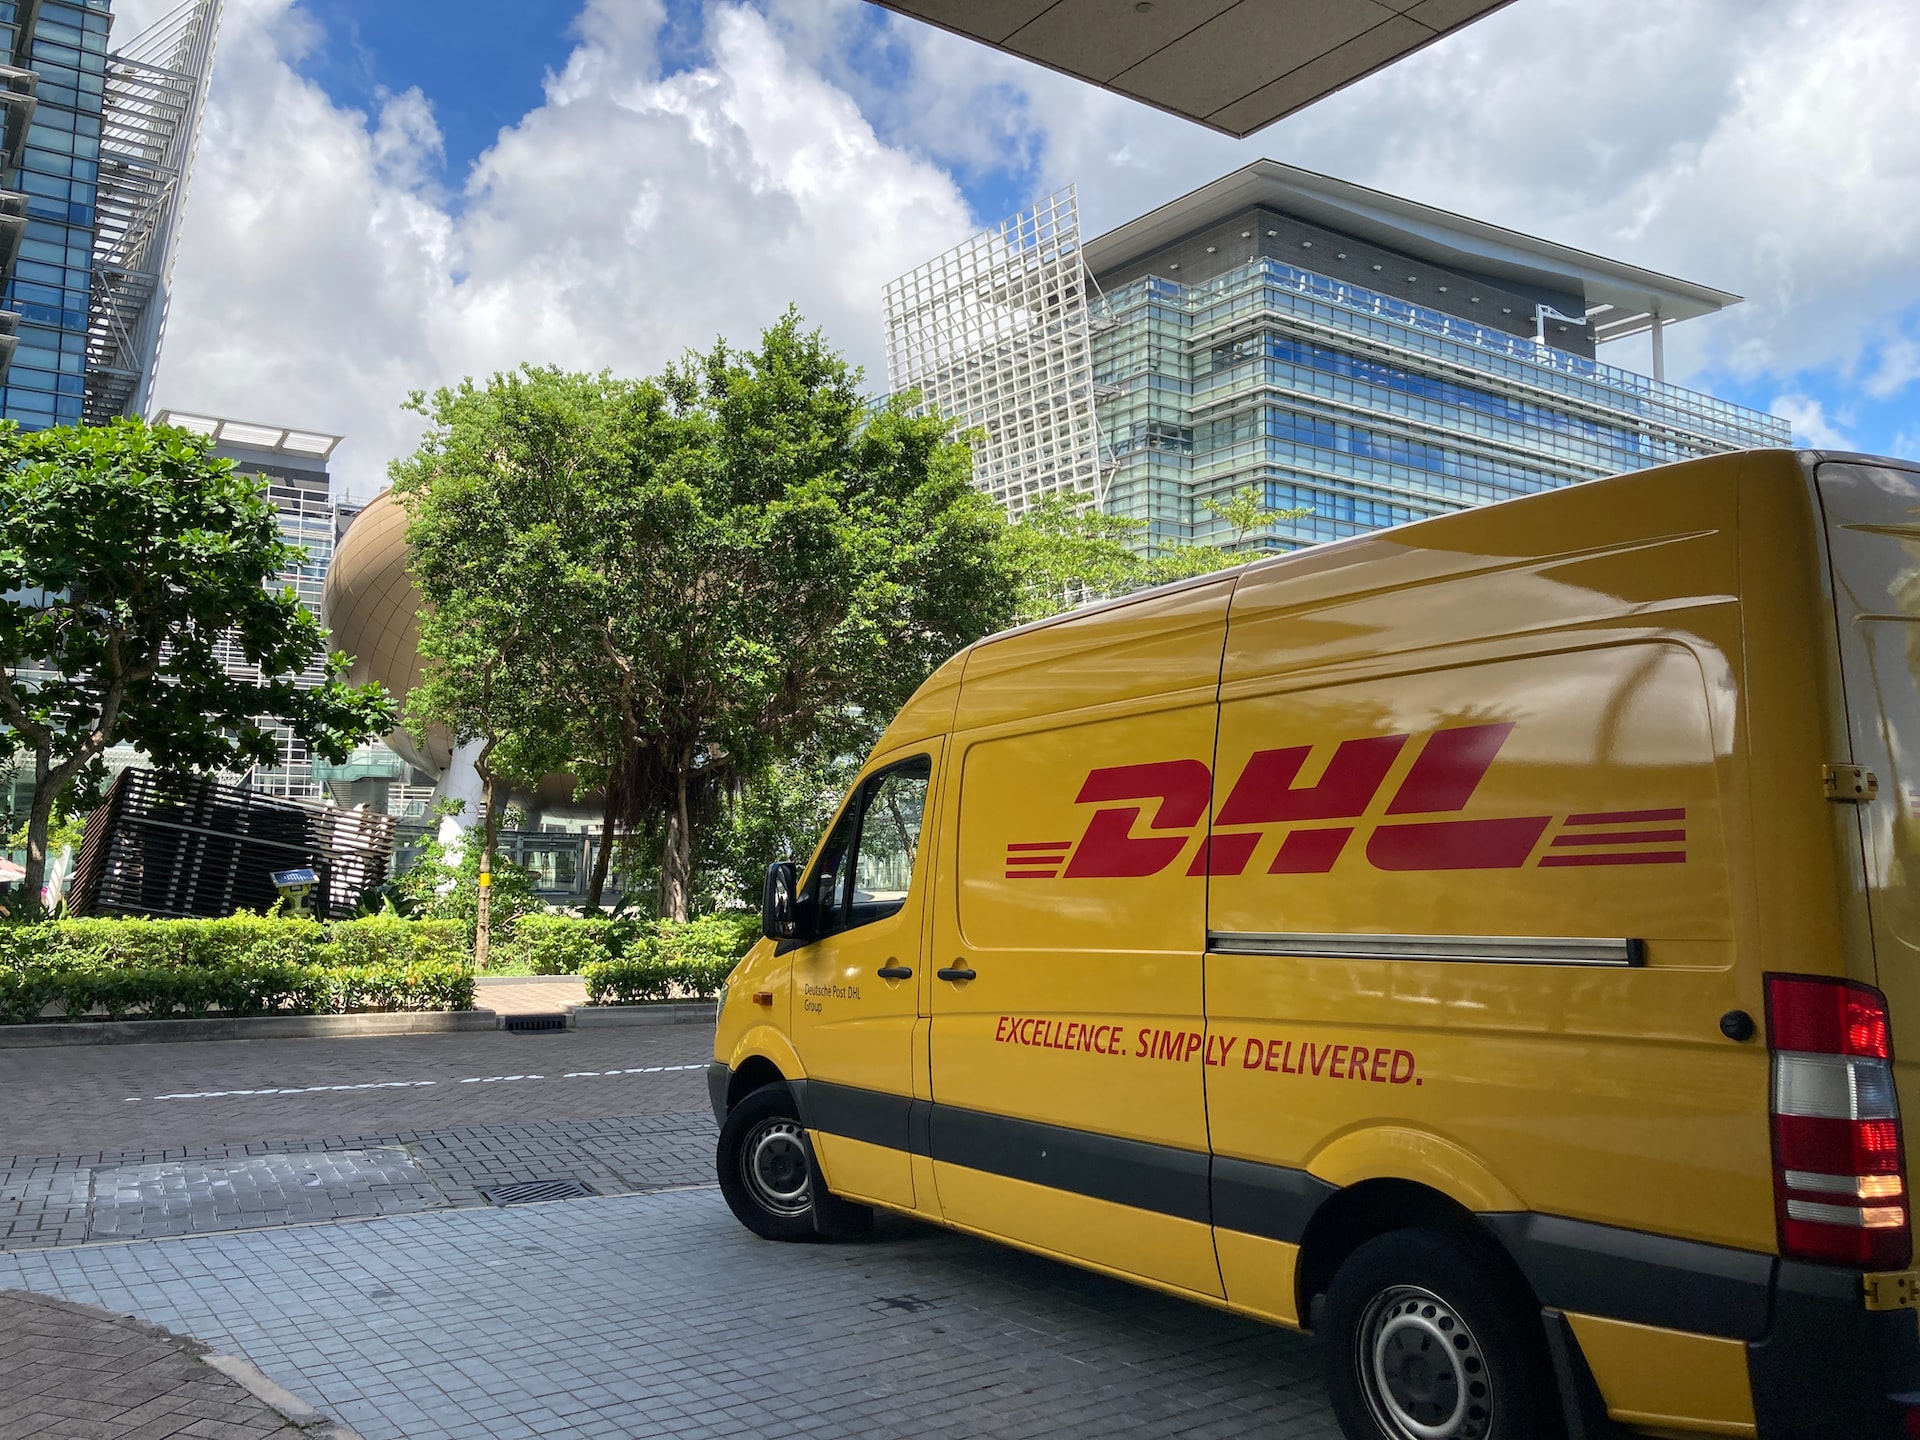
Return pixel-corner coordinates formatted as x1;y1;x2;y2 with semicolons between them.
566;1002;715;1028
203;1352;366;1436
0;1009;501;1048
0;1289;363;1438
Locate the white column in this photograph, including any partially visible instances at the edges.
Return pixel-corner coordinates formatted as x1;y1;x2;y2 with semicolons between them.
1649;312;1665;383
433;736;487;832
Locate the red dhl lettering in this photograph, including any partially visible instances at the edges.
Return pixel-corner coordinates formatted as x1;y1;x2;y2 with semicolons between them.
994;1015;1127;1056
1006;724;1689;879
994;1018;1422;1084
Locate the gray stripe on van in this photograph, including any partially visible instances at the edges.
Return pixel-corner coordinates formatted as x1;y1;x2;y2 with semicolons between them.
777;1072;1781;1339
1208;932;1645;966
929;1103;1213;1224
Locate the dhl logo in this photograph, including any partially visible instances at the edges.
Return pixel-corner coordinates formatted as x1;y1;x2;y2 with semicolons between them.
1005;722;1687;880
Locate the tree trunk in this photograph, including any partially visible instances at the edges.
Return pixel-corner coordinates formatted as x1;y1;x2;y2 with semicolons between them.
21;740;54;915
474;766;499;970
658;754;693;923
584;787;616;911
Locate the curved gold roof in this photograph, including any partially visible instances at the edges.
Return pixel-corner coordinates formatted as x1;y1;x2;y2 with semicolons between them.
323;490;449;777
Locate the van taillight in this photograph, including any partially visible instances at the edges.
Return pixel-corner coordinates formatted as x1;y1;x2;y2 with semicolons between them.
1767;974;1911;1268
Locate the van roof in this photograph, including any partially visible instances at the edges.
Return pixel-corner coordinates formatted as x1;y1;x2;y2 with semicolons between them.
968;447;1915;660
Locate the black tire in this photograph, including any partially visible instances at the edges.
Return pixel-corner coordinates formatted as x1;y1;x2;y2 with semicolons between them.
1322;1227;1556;1440
715;1083;871;1242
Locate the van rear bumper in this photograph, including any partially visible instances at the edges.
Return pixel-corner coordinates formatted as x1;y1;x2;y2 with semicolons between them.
1484;1212;1920;1436
1748;1260;1920;1439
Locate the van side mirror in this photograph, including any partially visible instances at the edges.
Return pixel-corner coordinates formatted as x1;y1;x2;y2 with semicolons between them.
762;861;802;942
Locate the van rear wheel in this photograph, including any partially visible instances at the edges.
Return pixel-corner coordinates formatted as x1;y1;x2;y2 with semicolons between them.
1323;1228;1554;1440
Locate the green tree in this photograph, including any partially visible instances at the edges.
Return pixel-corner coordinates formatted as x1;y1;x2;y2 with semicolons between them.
0;419;393;907
390;368;627;963
1002;483;1316;623
999;491;1150;624
585;311;1016;918
1201;481;1310;549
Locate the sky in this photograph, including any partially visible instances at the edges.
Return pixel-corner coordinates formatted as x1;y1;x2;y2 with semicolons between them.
112;0;1920;499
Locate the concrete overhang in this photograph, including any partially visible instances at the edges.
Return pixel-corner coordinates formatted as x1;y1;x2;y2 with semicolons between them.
1084;158;1742;337
869;0;1517;137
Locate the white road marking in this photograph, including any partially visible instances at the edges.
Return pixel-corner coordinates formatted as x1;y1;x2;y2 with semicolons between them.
133;1081;441;1102
124;1063;706;1103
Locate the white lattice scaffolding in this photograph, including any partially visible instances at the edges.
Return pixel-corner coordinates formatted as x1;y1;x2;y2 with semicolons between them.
883;187;1103;516
86;0;222;424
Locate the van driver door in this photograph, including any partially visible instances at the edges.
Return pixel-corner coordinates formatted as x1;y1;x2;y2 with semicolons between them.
788;746;939;1212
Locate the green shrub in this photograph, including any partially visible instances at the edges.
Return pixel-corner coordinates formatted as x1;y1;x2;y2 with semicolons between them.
0;915;476;1023
581;911;757;1005
498;914;617;975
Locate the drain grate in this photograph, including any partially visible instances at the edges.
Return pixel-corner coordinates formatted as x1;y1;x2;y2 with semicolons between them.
501;1014;568;1033
479;1178;595;1206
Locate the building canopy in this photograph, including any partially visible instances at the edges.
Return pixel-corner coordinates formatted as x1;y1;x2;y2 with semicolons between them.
869;0;1516;138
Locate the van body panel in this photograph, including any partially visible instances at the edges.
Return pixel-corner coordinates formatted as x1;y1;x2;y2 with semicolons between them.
875;648;967;751
1565;1312;1756;1436
953;576;1234;733
1210;1229;1303;1326
927;579;1232;1297
1728;454;1865;1005
1300;1125;1524;1213
1208;477;1772;1255
1816;459;1920;1135
930;1161;1223;1297
808;1132;911;1209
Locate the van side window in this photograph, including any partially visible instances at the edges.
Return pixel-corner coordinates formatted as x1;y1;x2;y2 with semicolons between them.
807;755;932;938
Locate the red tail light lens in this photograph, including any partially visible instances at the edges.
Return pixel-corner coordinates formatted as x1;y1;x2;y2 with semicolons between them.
1768;975;1892;1058
1767;974;1910;1269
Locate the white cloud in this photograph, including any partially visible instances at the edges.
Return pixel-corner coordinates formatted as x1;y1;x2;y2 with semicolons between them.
147;0;1920;495
846;0;1920;400
1772;393;1856;449
149;0;975;497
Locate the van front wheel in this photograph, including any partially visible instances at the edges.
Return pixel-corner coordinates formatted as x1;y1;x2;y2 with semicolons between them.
1323;1228;1554;1440
716;1083;872;1242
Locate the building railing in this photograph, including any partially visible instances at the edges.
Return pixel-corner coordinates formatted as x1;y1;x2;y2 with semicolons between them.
1093;259;1789;451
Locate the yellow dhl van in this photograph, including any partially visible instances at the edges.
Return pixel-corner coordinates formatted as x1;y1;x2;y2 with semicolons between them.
706;448;1920;1440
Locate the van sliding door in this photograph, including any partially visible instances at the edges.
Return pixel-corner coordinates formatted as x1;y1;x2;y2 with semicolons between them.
924;579;1234;1299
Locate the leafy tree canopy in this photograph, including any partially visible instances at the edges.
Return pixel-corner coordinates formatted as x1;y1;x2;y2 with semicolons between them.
0;418;393;906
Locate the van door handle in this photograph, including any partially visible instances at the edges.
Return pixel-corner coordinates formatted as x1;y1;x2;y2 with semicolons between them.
936;964;976;982
877;964;913;980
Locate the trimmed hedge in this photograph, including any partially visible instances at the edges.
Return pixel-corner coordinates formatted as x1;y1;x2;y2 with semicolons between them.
0;916;475;1025
578;913;759;1006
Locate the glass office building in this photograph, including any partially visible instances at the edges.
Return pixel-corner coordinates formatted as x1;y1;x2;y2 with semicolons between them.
0;0;107;429
889;162;1790;556
0;0;218;431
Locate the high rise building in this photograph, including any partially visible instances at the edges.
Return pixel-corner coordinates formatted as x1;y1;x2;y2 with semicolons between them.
151;411;434;818
886;161;1791;555
0;0;219;432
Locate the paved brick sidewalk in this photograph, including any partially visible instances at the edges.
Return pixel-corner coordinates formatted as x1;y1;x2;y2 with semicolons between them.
0;1286;355;1438
1;1108;715;1250
473;976;589;1014
0;1188;1341;1440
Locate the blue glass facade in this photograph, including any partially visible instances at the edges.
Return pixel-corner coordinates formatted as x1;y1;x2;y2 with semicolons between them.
1091;255;1792;554
0;0;105;429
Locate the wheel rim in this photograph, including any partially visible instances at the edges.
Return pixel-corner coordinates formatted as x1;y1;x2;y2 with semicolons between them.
1357;1284;1492;1440
741;1117;811;1218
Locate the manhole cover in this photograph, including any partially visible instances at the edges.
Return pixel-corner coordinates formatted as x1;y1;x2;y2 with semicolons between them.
479;1179;595;1206
502;1014;568;1033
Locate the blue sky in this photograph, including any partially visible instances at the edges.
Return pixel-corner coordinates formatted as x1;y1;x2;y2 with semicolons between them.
289;0;577;191
144;0;1920;495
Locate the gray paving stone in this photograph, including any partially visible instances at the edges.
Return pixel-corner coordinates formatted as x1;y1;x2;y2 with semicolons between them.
0;1189;1340;1439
